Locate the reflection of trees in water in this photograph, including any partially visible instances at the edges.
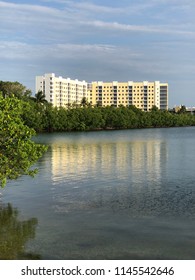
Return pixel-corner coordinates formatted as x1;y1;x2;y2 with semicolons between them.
0;203;40;259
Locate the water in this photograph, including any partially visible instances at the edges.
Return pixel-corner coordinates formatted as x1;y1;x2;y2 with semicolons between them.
1;127;195;259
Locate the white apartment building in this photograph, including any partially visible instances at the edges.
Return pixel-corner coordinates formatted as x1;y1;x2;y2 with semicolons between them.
36;73;88;107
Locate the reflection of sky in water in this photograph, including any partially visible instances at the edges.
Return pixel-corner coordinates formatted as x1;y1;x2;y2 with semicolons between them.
2;127;195;259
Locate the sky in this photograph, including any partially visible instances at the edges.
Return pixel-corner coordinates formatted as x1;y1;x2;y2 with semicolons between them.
0;0;195;107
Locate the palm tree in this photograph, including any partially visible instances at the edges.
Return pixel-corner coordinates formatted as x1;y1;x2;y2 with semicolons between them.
34;90;48;105
80;97;88;107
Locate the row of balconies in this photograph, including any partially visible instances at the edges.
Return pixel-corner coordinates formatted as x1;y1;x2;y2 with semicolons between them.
95;85;155;89
95;97;155;101
96;90;156;94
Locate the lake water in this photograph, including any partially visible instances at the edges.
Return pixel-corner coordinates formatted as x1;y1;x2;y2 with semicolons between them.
1;127;195;260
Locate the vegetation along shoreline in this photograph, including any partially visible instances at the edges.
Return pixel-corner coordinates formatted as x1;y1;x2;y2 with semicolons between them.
1;80;195;134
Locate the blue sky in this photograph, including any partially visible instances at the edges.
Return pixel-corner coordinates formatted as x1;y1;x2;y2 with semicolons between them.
0;0;195;107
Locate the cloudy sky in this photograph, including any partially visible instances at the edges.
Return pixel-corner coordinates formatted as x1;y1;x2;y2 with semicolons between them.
0;0;195;107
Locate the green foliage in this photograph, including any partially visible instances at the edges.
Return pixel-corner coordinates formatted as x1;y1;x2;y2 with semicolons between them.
0;81;32;99
0;96;47;187
21;100;46;132
21;101;195;133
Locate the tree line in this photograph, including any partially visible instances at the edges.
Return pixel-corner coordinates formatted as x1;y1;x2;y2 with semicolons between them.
1;80;195;133
20;101;195;132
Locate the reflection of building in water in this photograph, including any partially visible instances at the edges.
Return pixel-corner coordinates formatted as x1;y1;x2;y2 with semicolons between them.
50;139;168;214
51;140;167;187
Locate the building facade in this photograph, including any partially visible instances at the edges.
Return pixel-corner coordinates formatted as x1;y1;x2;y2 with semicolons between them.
88;81;168;111
36;74;168;110
36;73;88;107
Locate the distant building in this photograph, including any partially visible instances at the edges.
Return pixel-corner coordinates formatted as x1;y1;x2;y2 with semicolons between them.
36;73;88;107
88;81;168;111
173;105;195;114
186;107;195;114
36;74;168;110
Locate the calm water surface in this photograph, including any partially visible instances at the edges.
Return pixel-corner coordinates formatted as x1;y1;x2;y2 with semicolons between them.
1;127;195;259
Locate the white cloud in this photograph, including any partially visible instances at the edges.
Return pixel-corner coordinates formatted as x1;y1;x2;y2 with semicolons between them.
0;1;59;14
0;41;29;59
40;0;160;15
0;40;140;61
89;20;195;37
65;1;127;14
